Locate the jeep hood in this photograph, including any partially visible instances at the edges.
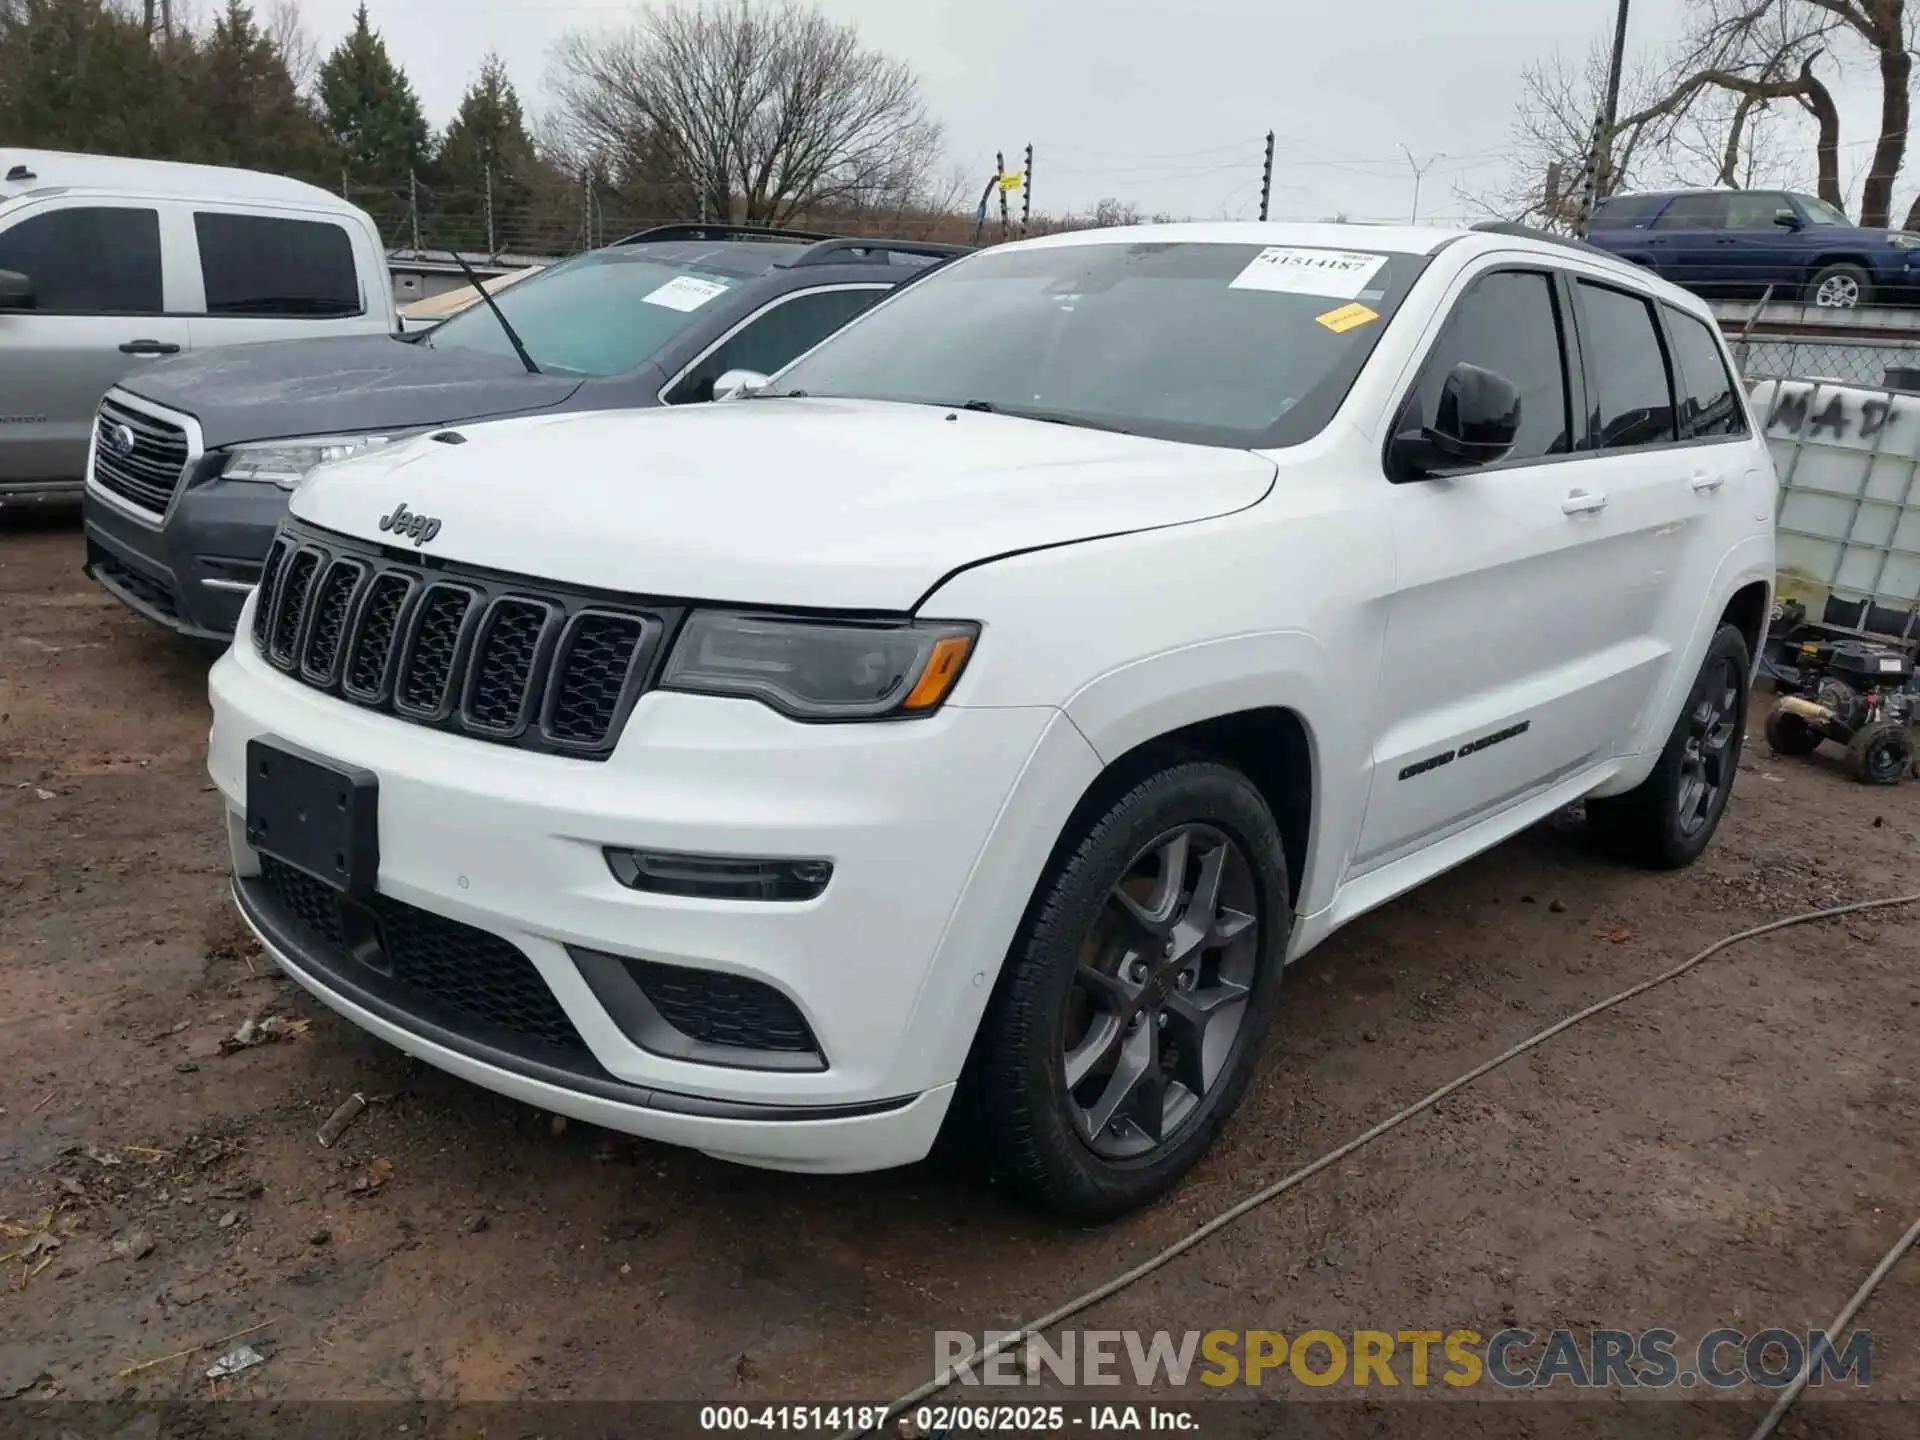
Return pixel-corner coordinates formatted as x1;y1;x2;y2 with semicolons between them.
288;398;1277;610
115;334;586;448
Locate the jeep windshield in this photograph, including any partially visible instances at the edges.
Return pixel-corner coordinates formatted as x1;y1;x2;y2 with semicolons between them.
422;243;775;377
768;239;1430;448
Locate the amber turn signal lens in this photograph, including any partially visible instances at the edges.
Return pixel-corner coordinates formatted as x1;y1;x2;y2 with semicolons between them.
902;633;975;711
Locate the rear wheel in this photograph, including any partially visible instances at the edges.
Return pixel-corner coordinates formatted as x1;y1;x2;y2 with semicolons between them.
1764;706;1821;757
969;760;1289;1221
1847;721;1914;786
1588;624;1751;869
1807;262;1872;308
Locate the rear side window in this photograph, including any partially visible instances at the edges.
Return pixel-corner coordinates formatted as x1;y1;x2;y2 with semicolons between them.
1398;270;1572;464
1663;306;1748;438
668;288;886;404
1574;281;1678;449
194;212;360;318
1650;193;1728;230
0;206;162;313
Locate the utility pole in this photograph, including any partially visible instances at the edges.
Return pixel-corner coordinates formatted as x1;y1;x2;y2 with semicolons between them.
408;170;421;254
1020;143;1033;235
1398;145;1445;224
1598;0;1631;201
1258;131;1274;222
997;151;1010;239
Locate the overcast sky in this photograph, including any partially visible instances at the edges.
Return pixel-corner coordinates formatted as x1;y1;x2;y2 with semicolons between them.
293;0;1899;225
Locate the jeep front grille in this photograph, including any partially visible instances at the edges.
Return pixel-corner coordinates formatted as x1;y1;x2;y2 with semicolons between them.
251;520;676;759
91;398;192;516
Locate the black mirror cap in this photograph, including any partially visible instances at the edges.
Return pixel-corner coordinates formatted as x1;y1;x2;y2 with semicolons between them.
1773;210;1803;231
1390;361;1522;481
0;268;33;310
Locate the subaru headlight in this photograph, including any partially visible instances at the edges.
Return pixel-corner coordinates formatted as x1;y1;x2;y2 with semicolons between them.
220;434;397;488
1888;232;1920;250
660;612;978;720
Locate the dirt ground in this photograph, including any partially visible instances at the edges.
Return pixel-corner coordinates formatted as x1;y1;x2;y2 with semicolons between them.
3;509;1917;1432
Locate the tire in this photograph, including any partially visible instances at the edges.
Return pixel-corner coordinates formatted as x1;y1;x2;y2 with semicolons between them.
967;759;1290;1221
1764;706;1821;757
1587;623;1751;869
1846;721;1913;786
1807;262;1872;309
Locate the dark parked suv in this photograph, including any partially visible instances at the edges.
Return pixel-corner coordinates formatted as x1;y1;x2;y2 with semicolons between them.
1585;188;1920;308
82;224;965;643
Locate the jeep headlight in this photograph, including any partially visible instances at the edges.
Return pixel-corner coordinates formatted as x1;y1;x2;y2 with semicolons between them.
660;612;978;720
220;434;397;488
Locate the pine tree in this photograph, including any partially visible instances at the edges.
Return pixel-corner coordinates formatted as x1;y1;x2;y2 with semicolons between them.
433;54;535;251
317;2;429;192
0;0;194;158
191;0;330;180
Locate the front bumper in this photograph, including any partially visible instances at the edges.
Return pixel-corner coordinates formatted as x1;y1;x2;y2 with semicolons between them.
83;478;287;643
208;629;1102;1172
0;477;84;507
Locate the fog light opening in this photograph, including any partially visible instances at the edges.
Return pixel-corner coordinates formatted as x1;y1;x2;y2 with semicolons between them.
604;848;833;902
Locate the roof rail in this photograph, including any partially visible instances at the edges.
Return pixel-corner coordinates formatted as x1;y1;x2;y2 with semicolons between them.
1469;220;1618;261
611;222;834;246
785;237;973;268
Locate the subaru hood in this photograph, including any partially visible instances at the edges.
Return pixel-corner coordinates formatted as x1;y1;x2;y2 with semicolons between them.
115;334;587;449
288;398;1278;611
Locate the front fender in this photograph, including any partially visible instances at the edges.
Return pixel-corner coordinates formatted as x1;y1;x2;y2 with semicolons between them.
1061;631;1353;926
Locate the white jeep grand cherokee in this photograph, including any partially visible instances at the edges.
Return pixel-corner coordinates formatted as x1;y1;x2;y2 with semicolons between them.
208;222;1776;1220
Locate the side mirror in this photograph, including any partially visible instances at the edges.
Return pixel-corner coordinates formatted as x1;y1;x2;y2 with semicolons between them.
1773;210;1803;231
0;269;34;310
1389;361;1522;481
712;368;771;402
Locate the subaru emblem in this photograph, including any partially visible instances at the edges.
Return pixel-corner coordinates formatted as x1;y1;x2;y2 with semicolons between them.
108;422;137;458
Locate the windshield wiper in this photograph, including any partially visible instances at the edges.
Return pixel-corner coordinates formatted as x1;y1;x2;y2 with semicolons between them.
449;251;540;375
941;398;1133;435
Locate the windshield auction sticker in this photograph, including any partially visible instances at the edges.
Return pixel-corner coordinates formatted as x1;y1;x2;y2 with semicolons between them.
1230;247;1388;299
642;275;731;312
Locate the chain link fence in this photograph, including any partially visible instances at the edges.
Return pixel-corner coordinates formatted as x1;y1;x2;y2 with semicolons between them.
1729;335;1920;390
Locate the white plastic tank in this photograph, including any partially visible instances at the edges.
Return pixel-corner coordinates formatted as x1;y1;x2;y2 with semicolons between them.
1748;376;1920;610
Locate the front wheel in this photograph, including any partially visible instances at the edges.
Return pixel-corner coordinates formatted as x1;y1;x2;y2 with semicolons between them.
1847;721;1914;786
969;760;1290;1221
1588;623;1751;869
1807;262;1872;309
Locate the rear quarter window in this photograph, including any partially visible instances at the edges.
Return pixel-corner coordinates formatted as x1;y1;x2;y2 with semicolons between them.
1589;195;1664;230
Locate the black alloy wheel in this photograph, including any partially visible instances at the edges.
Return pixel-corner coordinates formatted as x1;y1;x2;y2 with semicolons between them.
1064;823;1260;1159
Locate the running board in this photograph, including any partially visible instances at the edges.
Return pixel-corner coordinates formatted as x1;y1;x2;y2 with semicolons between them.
1289;759;1621;961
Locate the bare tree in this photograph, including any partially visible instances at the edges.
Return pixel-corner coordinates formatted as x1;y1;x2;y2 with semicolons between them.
1463;40;1676;229
264;0;317;93
546;0;943;227
1486;0;1916;229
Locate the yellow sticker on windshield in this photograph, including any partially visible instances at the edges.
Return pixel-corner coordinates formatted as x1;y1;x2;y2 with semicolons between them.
1316;302;1379;333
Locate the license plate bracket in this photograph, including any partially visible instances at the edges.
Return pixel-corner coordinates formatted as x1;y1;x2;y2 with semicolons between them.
245;737;379;897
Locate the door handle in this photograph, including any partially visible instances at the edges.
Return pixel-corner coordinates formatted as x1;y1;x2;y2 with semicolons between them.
1562;489;1609;515
1691;471;1726;493
119;339;180;356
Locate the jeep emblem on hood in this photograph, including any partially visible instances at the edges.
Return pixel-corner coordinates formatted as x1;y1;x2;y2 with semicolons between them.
378;502;441;547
